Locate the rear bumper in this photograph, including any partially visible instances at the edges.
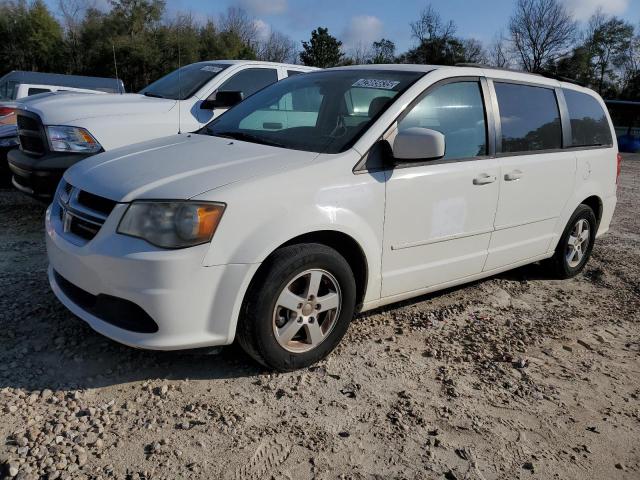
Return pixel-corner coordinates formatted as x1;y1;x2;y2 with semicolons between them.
596;194;617;237
8;149;91;198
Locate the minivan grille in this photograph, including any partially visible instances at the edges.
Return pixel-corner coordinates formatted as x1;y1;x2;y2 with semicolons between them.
77;190;117;216
17;112;46;156
55;180;116;243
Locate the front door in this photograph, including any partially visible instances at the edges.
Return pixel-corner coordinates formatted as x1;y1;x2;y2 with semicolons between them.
382;79;500;298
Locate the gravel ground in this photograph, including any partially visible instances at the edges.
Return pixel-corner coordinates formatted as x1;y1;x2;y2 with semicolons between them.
1;154;639;480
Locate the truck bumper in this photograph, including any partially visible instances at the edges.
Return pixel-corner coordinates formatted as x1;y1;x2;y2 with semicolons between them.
7;149;92;199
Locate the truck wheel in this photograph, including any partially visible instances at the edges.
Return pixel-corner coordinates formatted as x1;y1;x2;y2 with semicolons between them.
237;243;356;371
547;204;597;279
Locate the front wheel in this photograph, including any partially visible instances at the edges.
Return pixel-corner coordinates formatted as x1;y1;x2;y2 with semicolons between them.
547;204;597;279
237;244;357;371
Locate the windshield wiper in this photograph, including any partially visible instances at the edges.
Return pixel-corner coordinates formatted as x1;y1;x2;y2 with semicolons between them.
212;131;286;148
143;92;165;98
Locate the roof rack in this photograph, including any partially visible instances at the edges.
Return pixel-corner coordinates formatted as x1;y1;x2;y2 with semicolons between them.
454;63;585;86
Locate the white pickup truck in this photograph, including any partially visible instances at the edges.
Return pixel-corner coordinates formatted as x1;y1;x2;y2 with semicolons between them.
8;60;316;198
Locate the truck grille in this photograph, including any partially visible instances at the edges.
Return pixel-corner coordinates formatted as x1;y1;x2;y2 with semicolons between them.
54;180;117;243
17;112;47;156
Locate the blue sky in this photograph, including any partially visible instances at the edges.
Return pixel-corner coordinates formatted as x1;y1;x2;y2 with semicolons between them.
49;0;640;54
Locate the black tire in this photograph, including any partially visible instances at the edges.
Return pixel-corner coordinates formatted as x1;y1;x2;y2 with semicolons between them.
237;243;357;371
546;204;597;279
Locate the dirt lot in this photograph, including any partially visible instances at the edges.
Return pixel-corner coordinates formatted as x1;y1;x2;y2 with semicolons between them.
1;155;639;480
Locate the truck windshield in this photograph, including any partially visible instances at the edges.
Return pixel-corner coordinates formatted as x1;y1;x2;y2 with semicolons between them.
140;63;230;100
200;69;424;154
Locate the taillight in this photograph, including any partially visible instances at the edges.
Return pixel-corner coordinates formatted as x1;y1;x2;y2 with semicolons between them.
0;106;16;126
616;153;622;184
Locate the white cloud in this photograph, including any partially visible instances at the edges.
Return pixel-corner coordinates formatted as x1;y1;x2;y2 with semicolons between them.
561;0;630;21
342;15;384;51
238;0;288;16
253;19;272;42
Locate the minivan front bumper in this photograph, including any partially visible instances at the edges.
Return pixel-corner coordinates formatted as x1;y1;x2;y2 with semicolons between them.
45;204;255;350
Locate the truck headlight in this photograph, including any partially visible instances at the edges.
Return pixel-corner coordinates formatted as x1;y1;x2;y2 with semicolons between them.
46;126;102;153
117;201;226;248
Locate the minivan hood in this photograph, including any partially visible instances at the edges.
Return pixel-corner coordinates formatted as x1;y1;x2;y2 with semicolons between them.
18;93;176;125
64;134;318;202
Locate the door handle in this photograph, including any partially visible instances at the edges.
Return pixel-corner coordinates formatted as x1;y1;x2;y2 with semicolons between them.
504;170;523;181
473;173;497;185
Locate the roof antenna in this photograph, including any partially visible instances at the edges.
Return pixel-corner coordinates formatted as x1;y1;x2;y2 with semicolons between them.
177;26;182;134
112;44;122;94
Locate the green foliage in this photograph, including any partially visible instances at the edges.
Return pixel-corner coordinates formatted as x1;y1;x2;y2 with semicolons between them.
400;36;483;65
0;0;64;72
371;39;396;64
300;27;343;68
551;14;635;97
587;16;634;94
0;1;638;99
0;1;259;92
400;6;485;66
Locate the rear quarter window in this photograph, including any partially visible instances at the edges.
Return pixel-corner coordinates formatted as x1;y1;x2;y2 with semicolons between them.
27;87;51;96
495;82;562;153
563;89;613;147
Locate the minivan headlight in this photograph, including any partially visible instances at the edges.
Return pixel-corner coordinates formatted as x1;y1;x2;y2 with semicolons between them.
117;201;226;248
46;126;102;153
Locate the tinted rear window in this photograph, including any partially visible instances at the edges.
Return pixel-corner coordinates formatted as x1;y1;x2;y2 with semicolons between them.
495;82;562;153
28;88;51;96
563;89;612;147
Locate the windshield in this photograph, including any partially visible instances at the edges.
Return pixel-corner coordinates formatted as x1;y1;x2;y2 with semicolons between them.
139;63;230;100
199;69;424;154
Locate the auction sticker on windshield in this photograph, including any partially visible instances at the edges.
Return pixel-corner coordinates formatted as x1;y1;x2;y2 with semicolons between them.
352;79;401;90
201;66;223;73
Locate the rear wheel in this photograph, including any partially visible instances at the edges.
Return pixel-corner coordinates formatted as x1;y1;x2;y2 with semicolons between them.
237;244;356;371
547;204;597;279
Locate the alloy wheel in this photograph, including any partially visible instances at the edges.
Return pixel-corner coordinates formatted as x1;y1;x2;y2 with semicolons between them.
272;269;342;353
565;218;590;268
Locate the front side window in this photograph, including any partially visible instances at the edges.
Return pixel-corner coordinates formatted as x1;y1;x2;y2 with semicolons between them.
218;68;278;99
563;89;612;147
139;63;230;100
398;81;487;160
201;70;423;154
495;82;562;153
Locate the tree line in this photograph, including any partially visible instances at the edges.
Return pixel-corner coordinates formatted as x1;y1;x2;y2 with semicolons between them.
0;0;639;99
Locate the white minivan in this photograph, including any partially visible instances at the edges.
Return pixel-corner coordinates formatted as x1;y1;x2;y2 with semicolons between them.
45;65;619;370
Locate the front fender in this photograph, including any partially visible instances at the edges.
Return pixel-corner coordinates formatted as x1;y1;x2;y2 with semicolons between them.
199;155;386;304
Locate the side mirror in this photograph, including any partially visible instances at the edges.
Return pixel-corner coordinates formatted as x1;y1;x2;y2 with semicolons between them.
200;90;244;110
392;127;445;161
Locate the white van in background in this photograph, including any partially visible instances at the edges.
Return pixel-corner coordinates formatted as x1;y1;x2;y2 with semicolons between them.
0;71;125;100
8;61;316;198
45;65;619;371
